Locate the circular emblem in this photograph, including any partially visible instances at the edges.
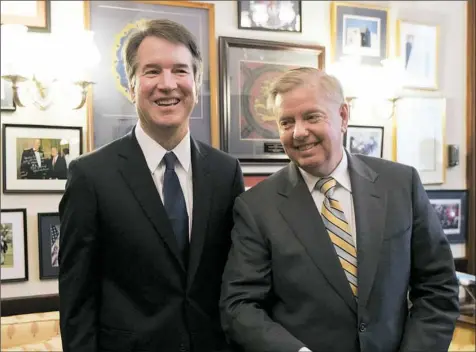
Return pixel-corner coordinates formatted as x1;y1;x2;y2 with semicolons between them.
112;20;147;102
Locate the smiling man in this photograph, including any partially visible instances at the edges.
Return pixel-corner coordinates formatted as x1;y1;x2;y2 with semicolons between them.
220;67;459;352
58;19;244;352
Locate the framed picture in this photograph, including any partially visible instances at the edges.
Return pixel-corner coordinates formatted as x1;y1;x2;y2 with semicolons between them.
396;20;439;90
1;208;28;283
344;125;383;158
331;2;388;66
0;0;51;32
244;174;270;190
2;124;83;193
426;190;467;244
394;97;446;185
1;78;16;112
219;36;325;162
86;0;219;151
37;212;60;279
238;1;302;33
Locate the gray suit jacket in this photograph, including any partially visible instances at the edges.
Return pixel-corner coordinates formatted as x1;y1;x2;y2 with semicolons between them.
220;153;459;352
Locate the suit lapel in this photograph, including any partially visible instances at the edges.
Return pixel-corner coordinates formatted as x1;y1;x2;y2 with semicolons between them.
278;164;357;314
347;154;386;309
187;139;212;287
117;130;186;271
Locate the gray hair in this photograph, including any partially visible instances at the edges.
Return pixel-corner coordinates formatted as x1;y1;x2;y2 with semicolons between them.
122;19;203;92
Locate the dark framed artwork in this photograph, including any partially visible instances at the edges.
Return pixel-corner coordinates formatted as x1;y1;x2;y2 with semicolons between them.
1;79;16;112
0;0;51;32
331;2;388;66
2;124;83;193
1;208;28;283
237;1;302;33
344;125;384;158
426;190;468;244
219;36;325;162
244;173;271;190
85;0;219;151
37;212;60;279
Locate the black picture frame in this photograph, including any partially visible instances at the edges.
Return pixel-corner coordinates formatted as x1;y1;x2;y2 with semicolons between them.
426;190;468;244
344;125;384;158
37;212;60;279
219;36;325;163
1;208;28;283
1;79;16;112
2;123;83;194
237;1;302;33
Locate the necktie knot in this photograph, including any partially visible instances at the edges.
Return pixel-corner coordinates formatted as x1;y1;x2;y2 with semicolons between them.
163;152;177;171
316;177;337;197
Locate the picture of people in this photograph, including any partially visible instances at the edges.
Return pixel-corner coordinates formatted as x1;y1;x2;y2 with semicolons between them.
342;15;380;57
430;199;461;235
398;21;438;89
238;1;301;32
345;125;384;158
38;212;61;279
0;223;13;267
16;138;69;180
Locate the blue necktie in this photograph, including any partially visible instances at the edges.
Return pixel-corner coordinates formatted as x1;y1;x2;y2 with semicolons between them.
163;152;189;264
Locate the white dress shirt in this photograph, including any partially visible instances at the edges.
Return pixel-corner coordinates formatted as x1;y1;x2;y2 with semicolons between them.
135;122;194;239
297;151;357;352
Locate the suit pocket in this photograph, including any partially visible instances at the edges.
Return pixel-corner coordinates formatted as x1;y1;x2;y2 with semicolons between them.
382;223;411;241
99;326;135;351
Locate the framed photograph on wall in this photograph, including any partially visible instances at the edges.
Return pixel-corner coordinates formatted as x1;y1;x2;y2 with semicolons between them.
219;36;325;162
331;2;388;66
344;125;384;158
394;97;445;185
86;0;219;151
1;79;16;112
1;208;28;283
426;190;467;244
238;1;302;32
2;124;83;193
0;0;51;32
396;20;439;90
37;212;60;279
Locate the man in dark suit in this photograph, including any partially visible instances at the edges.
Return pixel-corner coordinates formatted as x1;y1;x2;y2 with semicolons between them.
59;19;244;352
220;68;459;352
19;138;47;179
47;147;67;179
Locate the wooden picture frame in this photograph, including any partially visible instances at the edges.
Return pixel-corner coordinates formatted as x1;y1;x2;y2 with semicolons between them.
84;0;218;151
237;1;302;33
331;1;389;66
1;208;28;283
37;212;60;280
2;124;83;193
0;0;51;32
219;36;325;162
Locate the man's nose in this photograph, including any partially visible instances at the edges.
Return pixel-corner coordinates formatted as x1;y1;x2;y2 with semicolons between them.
157;71;177;91
293;121;309;140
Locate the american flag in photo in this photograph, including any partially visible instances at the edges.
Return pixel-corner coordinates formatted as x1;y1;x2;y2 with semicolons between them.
50;224;60;267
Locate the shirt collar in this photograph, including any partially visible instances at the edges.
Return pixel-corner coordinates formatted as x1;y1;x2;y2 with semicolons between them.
135;122;191;173
299;148;352;193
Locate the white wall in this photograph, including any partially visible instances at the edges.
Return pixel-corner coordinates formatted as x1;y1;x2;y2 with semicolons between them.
0;1;467;298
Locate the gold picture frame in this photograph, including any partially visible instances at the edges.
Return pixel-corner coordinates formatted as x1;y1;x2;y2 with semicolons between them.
83;0;218;152
330;1;389;66
396;20;439;91
0;0;51;32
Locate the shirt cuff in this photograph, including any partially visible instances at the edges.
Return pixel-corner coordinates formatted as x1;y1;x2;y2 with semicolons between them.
299;348;312;352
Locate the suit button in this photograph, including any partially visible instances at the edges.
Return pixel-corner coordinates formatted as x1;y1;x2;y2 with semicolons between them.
359;323;367;332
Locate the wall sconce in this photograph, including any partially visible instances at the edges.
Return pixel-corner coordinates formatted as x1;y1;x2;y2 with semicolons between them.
0;24;99;110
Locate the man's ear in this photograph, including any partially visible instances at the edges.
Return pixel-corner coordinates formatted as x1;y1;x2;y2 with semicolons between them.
129;84;136;103
340;103;350;133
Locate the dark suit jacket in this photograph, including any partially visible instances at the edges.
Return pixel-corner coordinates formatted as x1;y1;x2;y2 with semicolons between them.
220;154;459;352
59;129;244;352
48;155;67;179
20;148;47;179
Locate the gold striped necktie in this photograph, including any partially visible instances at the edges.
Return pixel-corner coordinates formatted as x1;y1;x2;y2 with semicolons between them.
316;177;358;298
